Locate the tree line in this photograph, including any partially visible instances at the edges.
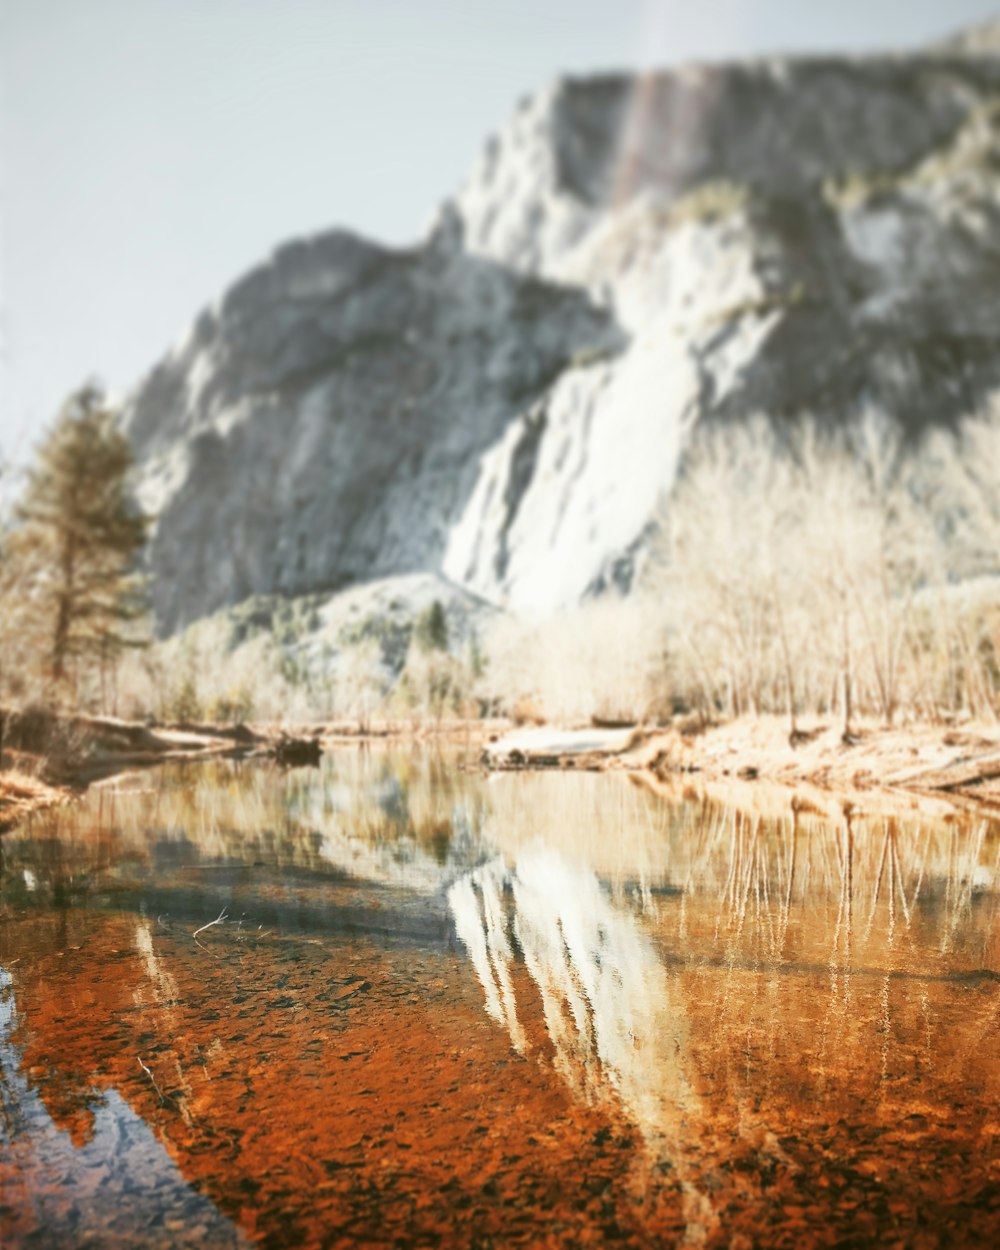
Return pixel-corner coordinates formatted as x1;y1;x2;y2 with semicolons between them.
657;408;1000;734
4;380;1000;737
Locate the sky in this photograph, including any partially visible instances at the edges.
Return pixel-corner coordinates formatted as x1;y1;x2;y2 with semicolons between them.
1;0;998;468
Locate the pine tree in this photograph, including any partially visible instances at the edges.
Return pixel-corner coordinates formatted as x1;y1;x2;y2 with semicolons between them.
15;384;149;686
414;600;449;653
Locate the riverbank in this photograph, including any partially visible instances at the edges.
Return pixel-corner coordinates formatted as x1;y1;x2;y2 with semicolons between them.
8;709;1000;833
484;716;1000;809
0;717;251;830
0;770;71;832
0;711;503;830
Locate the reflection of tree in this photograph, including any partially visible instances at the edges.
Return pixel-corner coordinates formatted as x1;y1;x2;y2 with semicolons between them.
670;798;1000;1137
2;751;491;906
662;799;997;969
450;792;1000;1205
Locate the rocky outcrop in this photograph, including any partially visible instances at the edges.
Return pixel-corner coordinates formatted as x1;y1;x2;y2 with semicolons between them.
449;57;997;281
937;18;1000;56
439;51;1000;610
125;30;1000;629
124;223;621;633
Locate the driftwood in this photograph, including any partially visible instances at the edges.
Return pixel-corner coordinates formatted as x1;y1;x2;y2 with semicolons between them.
482;726;644;771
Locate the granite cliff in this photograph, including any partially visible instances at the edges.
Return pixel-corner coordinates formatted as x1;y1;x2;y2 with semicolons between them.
123;28;1000;632
125;224;621;633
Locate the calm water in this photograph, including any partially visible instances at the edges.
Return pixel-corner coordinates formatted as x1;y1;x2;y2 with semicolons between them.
1;750;998;1248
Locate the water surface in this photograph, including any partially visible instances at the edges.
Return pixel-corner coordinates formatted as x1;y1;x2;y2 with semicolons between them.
1;751;998;1247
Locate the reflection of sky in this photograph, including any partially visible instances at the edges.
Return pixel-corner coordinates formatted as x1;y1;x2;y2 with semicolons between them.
0;968;246;1249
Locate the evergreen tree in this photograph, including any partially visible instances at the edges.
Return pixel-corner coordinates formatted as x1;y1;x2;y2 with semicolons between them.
414;599;449;653
15;384;149;685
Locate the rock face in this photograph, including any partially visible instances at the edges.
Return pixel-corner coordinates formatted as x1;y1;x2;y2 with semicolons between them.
441;52;1000;610
937;18;1000;55
124;32;1000;630
125;223;620;633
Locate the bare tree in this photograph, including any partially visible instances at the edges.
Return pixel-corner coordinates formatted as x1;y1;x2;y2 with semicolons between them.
653;410;961;732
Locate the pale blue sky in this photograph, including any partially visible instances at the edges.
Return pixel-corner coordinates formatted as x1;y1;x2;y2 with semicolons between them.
1;0;997;466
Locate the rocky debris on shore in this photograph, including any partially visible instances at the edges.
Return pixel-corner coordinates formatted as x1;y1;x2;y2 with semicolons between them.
634;717;1000;806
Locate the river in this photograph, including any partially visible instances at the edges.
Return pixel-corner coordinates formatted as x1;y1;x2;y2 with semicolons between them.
1;749;998;1247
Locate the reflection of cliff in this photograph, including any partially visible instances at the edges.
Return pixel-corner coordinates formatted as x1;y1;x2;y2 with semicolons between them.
4;760;1000;1247
450;847;694;1149
2;914;678;1248
0;968;246;1249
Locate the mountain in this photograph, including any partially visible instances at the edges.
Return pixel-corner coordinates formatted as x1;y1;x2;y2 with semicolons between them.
123;29;1000;633
936;18;1000;55
124;222;620;634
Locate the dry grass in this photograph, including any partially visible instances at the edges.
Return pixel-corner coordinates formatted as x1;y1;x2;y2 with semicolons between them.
629;713;1000;800
0;768;69;828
